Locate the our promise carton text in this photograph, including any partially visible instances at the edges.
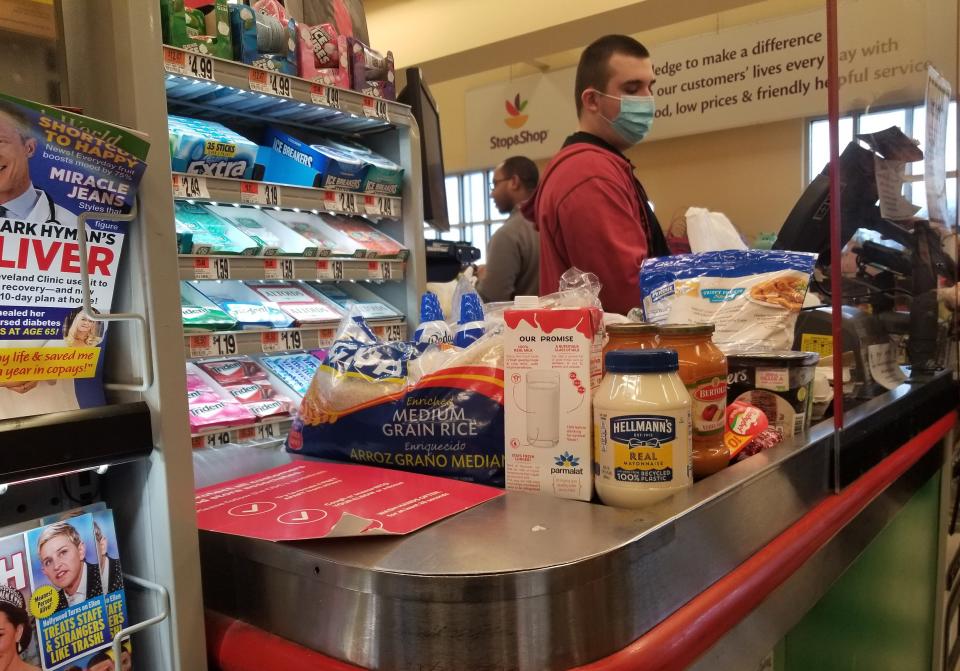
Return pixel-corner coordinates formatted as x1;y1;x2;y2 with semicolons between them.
503;305;603;501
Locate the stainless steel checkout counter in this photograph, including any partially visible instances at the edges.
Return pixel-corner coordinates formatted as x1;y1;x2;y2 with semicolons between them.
196;371;958;671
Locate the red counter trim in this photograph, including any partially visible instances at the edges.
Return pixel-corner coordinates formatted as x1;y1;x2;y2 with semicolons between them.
205;411;955;671
571;410;956;671
206;610;366;671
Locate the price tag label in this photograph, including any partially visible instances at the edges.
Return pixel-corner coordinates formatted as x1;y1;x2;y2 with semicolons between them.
240;181;281;207
164;48;215;81
256;423;281;441
204;431;232;448
315;259;344;280
367;261;383;279
193;257;230;280
249;68;292;98
376;323;405;342
187;334;238;357
362;96;390;122
310;83;341;110
172;174;209;200
191;435;205;449
317;328;336;348
234;426;257;442
324;190;358;214
363;195;400;218
187;335;215;358
211;333;238;356
260;330;303;352
263;258;295;280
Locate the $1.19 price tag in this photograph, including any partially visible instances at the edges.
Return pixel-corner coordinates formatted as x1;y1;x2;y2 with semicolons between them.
260;330;303;352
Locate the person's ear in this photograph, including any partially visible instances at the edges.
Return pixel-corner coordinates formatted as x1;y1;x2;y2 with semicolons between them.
24;137;36;159
77;541;86;558
581;88;601;115
509;174;521;190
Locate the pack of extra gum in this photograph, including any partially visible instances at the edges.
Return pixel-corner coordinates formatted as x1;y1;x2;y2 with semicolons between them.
168;115;258;180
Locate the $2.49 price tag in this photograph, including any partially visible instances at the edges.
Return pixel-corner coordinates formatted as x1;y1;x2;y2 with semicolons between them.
172;174;209;200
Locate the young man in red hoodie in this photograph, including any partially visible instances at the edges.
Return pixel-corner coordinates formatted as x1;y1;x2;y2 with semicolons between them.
524;35;670;314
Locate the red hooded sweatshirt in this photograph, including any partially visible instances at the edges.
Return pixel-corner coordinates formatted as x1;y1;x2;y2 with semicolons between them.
523;133;667;315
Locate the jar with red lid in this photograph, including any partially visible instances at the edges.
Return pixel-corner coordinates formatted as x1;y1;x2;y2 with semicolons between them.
657;324;728;478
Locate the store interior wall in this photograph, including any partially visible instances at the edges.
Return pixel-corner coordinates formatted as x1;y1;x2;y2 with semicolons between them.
368;0;819;242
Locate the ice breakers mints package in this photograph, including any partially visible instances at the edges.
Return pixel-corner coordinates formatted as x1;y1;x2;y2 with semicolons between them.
168;114;258;179
206;205;319;257
640;250;817;353
320;137;404;196
244;281;344;325
310;138;368;191
288;315;505;486
174;201;261;255
181;281;237;332
189;281;294;329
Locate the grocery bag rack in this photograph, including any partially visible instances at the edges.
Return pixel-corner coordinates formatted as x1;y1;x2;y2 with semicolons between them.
77;205;154;394
182;320;407;359
162;46;412;137
170;172;403;220
110;574;171;671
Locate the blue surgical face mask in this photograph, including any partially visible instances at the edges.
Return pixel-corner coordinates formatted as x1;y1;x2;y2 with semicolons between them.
595;91;655;145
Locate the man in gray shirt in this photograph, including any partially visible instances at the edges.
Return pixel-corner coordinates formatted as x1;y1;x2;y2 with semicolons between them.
477;156;540;302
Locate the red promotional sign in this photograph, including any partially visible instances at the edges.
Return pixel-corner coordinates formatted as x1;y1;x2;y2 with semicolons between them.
195;461;503;541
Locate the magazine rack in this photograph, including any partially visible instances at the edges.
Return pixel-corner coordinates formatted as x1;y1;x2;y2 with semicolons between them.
110;574;171;671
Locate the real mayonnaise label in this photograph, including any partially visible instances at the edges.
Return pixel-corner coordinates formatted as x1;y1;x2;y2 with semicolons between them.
595;411;692;487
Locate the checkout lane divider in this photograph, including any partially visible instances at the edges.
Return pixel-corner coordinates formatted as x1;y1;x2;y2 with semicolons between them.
571;410;957;671
202;411;956;671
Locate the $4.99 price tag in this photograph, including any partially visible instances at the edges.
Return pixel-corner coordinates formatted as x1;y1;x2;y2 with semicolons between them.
249;68;292;98
163;47;215;81
362;96;390;121
310;83;341;110
240;181;281;207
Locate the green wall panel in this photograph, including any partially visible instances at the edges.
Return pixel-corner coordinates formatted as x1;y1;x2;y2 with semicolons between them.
783;473;941;671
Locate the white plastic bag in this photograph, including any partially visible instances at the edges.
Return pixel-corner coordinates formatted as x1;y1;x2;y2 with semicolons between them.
685;206;748;253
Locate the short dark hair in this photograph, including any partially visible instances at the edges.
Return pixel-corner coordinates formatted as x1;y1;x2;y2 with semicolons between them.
86;651;112;669
500;156;538;192
575;35;650;117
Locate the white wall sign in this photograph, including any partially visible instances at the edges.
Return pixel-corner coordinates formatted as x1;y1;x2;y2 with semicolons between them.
465;0;954;168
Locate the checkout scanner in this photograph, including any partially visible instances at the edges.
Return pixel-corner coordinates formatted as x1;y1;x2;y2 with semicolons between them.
775;128;955;414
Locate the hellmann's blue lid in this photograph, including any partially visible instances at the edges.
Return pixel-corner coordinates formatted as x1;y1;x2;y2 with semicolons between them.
605;348;679;373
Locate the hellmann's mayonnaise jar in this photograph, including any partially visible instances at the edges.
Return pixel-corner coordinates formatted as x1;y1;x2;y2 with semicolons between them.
593;349;693;508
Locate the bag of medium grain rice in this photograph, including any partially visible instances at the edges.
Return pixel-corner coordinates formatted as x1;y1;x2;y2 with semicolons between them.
286;314;505;486
640;250;817;353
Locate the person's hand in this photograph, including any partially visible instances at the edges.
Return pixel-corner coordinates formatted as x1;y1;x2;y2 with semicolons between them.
0;380;38;394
